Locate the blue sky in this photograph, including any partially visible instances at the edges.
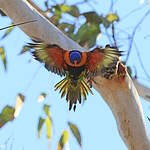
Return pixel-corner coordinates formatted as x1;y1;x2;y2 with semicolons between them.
0;0;150;150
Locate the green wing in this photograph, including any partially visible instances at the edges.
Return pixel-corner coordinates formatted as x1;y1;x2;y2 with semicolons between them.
86;45;122;79
26;39;66;76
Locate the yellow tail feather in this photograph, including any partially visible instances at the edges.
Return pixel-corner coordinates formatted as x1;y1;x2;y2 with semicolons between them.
54;76;93;111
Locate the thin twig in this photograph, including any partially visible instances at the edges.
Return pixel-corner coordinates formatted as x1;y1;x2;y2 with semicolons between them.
73;0;86;5
120;4;147;21
109;0;114;12
105;28;113;45
125;8;150;63
112;23;118;48
23;64;42;94
134;41;150;80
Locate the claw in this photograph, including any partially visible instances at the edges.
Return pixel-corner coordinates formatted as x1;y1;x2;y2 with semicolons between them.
117;62;126;79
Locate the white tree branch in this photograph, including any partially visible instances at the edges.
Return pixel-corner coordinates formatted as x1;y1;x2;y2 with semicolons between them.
133;79;150;102
93;75;150;150
0;0;150;149
0;0;85;51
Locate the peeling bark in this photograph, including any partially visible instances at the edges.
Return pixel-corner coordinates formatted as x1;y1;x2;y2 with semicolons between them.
0;0;150;149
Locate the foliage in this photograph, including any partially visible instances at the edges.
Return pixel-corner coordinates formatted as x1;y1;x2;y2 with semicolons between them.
38;104;52;140
0;47;7;71
0;93;25;128
57;130;69;150
0;0;119;71
1;24;14;40
0;105;15;128
37;103;82;148
68;122;82;146
49;3;119;48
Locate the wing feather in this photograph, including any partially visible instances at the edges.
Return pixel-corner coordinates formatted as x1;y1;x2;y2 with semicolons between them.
86;45;122;78
26;39;66;76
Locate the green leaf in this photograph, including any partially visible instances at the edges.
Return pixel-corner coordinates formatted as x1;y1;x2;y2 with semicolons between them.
41;92;47;97
18;93;25;102
58;23;75;35
43;104;50;117
0;105;15;128
1;25;14;39
38;117;45;139
71;23;100;48
69;6;80;17
68;122;81;146
50;15;61;25
19;45;31;55
106;13;119;23
45;116;52;140
43;104;52;140
57;130;69;150
102;19;110;28
60;4;71;12
37;92;47;103
0;47;7;71
51;4;72;25
53;4;71;16
44;1;49;8
83;12;103;24
51;4;79;26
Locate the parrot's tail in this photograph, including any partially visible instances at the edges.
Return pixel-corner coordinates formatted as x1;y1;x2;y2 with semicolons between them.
54;76;93;111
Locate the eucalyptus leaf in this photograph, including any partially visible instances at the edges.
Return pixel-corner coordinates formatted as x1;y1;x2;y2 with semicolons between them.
19;45;31;55
37;92;47;103
57;130;69;150
106;13;119;23
83;12;103;24
69;6;80;17
0;47;7;71
43;104;50;117
45;116;52;140
71;23;100;48
14;93;25;118
38;117;45;139
1;25;14;39
0;105;15;128
68;122;81;146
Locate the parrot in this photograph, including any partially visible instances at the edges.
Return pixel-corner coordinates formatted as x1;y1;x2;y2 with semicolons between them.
26;39;122;111
0;20;122;110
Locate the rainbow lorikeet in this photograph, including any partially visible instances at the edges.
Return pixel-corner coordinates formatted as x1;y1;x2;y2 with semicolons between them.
27;39;121;111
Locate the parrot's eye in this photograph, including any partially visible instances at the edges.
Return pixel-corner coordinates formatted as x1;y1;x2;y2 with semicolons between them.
69;51;81;64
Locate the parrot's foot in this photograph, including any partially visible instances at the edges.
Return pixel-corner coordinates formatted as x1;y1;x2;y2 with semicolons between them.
117;62;126;79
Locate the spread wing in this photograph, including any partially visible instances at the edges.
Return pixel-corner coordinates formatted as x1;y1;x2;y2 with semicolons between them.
86;45;122;78
26;39;66;76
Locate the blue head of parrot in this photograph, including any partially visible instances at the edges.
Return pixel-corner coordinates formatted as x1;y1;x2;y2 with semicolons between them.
69;50;81;65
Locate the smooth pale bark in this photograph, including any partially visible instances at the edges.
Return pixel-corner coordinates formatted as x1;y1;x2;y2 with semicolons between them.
133;79;150;102
0;0;150;149
93;75;150;150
